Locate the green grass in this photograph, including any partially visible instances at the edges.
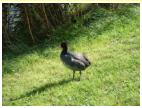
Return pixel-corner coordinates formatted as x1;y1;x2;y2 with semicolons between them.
2;5;140;106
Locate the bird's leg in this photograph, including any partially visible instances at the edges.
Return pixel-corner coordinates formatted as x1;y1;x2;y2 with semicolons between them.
79;71;82;80
73;71;75;80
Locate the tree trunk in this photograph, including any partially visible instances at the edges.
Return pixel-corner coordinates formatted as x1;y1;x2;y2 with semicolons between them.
24;5;35;44
42;4;53;29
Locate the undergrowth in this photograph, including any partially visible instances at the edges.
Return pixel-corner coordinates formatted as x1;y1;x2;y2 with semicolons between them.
2;5;140;106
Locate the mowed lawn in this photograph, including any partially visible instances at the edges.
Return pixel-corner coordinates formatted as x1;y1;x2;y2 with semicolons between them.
2;5;140;105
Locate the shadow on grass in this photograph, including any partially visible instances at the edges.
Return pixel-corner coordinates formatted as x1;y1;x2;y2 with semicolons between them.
10;78;73;101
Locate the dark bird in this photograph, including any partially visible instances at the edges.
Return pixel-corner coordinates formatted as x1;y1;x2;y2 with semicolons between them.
60;42;91;80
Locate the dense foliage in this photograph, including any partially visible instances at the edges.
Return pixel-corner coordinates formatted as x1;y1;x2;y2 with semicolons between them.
2;4;140;105
3;3;122;54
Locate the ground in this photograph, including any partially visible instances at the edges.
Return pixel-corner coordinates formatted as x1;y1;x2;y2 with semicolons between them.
2;5;140;105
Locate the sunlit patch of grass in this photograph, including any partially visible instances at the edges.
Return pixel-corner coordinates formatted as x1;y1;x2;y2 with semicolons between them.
2;5;140;106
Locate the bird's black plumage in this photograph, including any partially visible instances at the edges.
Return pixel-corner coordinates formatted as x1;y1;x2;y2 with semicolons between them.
60;42;91;80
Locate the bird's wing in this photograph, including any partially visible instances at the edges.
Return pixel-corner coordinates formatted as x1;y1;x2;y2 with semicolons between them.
71;53;91;66
60;53;86;70
71;57;86;67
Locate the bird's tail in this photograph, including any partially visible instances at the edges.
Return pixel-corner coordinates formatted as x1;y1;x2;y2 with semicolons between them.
84;56;91;66
86;58;91;66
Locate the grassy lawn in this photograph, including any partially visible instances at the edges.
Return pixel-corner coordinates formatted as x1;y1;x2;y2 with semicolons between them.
2;5;140;106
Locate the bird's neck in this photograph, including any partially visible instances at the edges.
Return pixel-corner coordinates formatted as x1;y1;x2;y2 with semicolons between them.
62;48;68;54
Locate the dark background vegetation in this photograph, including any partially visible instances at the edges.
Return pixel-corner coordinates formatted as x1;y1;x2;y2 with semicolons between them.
3;3;132;56
2;3;140;106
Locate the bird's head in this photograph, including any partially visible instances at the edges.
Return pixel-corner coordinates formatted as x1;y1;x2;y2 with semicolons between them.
61;42;68;51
